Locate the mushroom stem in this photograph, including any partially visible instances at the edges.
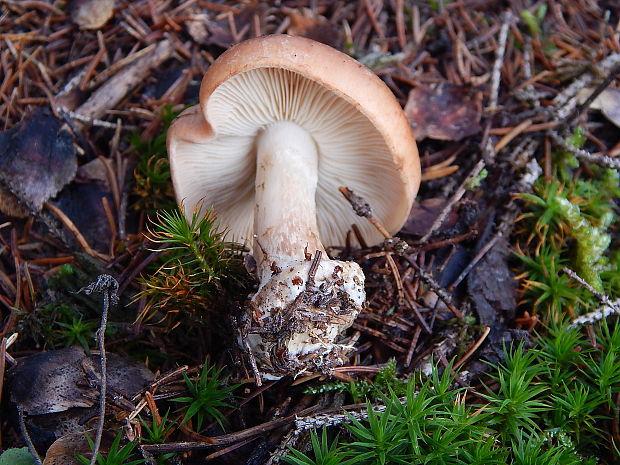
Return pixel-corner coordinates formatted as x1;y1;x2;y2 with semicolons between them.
253;121;324;279
246;121;365;378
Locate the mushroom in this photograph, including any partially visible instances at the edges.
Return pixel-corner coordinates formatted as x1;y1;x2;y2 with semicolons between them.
167;35;420;379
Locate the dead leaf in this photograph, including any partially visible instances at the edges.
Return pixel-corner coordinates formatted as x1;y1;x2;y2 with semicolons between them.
287;8;341;48
578;87;620;128
69;0;115;30
51;181;113;252
7;347;154;451
103;351;155;397
204;17;234;48
75;158;111;185
186;13;210;45
405;83;482;141
9;346;96;415
43;432;92;465
9;347;155;415
0;108;77;218
400;198;457;236
467;238;516;327
43;430;117;465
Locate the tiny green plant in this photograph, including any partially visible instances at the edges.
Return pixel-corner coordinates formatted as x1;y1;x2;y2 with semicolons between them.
289;320;620;465
510;429;581;465
515;244;581;318
283;429;356;465
520;3;547;39
481;343;550;438
137;204;244;326
514;135;619;321
140;411;176;464
465;167;488;190
172;360;239;433
131;105;183;212
55;314;98;351
343;401;408;464
304;359;406;403
0;448;35;465
140;410;175;444
76;432;145;465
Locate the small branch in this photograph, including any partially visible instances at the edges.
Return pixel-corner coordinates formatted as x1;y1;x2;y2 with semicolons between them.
403;281;432;334
547;130;620;169
339;186;391;239
563;267;608;302
141;407;317;453
241;335;262;387
1;332;18;365
306;250;322;290
421;159;485;242
563;267;620;328
385;253;404;302
17;406;43;465
567;300;620;329
404;257;463;319
138;445;157;465
454;326;491;369
77;275;119;465
76;40;173;121
553;53;620;114
44;202;109;261
57;107;137;129
488;10;512;113
447;230;504;291
564;62;620;126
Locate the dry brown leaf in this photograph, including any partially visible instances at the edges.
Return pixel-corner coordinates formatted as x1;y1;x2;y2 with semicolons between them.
8;347;155;451
0;108;77;218
69;0;115;30
9;346;96;415
400;198;457;236
186;14;210;45
578;87;620;128
43;432;90;465
405;83;482;141
43;430;118;465
287;8;341;48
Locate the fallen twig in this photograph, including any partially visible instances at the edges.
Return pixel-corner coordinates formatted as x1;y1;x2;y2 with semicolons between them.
487;10;513;113
454;326;491;369
338;186;391;239
404;256;463;319
420;159;485;242
564;61;620;125
553;53;620;119
563;267;620;328
57;107;137;130
547;130;620;169
77;275;119;465
17;406;43;465
76;40;174;121
44;202;109;261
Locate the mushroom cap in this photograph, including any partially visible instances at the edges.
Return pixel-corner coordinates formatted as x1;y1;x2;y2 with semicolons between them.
168;34;420;247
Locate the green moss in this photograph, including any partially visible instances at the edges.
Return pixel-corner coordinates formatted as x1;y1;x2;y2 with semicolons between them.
292;319;620;464
553;196;610;292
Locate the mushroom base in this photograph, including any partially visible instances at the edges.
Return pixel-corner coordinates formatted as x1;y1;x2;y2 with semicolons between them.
240;259;365;379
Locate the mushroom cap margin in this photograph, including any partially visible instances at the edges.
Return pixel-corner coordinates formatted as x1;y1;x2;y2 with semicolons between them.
168;34;420;245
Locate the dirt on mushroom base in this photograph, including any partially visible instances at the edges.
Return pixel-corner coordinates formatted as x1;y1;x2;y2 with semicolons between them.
242;257;364;379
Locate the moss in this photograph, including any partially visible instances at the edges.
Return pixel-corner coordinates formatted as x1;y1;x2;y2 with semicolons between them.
553;196;611;292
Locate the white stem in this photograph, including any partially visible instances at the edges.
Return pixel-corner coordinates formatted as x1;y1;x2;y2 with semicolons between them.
254;121;324;282
245;121;365;379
